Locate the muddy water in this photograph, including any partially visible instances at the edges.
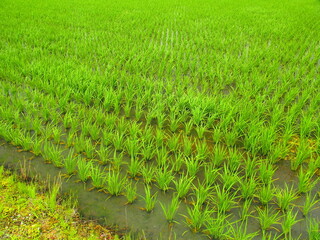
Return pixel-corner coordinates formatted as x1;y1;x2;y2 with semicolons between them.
1;139;319;239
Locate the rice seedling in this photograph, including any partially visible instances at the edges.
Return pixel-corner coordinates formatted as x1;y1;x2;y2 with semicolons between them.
244;156;259;179
111;150;125;171
213;185;238;213
184;120;194;136
125;181;137;204
281;208;300;240
228;220;259;240
155;128;165;147
127;157;142;178
52;127;64;144
90;165;106;189
42;141;64;167
88;122;101;141
96;144;111;165
185;157;201;178
239;174;257;200
256;206;280;237
212;144;226;167
240;198;254;221
291;138;312;171
83;138;96;159
125;138;141;158
183;202;212;233
141;185;157;213
63;149;77;176
112;132;126;152
140;164;155;185
298;168;318;194
307;217;320;240
220;165;239;190
204;212;230;239
105;170;126;196
301;192;319;217
172;152;184;173
275;184;298;212
195;124;206;139
258;183;275;206
203;164;219;187
195;140;209;161
182;136;193;157
155;166;174;192
192;181;212;206
224;128;238;147
174;174;194;199
77;159;92;182
228;148;242;173
167;134;180;153
140;141;155;161
259;160;276;185
160;194;180;223
169;112;181;133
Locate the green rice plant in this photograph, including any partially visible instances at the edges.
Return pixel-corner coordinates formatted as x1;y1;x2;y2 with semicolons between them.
156;112;166;129
125;138;141;158
63;149;77;175
160;194;180;223
112;132;126;151
291;139;312;171
96;144;111;165
275;184;298;212
73;134;86;153
281;208;300;240
192;181;213;205
135;102;144;120
220;165;239;190
204;212;230;239
195;140;209;161
298;168;318;193
42;141;64;167
213;185;237;213
259;160;276;185
302;193;319;217
52;126;64;144
239;174;257;200
228;220;259;240
224;128;238;147
155;128;165;147
172;152;184;173
167;134;180;153
212;144;226;167
127;157;142;178
258;183;275;205
307;217;320;240
118;117;128;134
259;126;276;156
141;164;155;185
184;202;212;233
174;174;194;199
104;113;117;131
32;136;44;155
269;142;287;164
191;106;206;126
66;130;76;147
212;126;223;143
83;138;96;159
125;181;137;204
77;159;92;182
141;185;157;213
182;136;193;157
240;198;254;221
124;101;133;118
169;113;181;133
185;157;201;178
228;148;242;173
195;124;206;139
155;166;174;192
90;165;106;189
256;206;280;236
140;141;155;161
128;121;141;138
203;164;219;187
111;150;125;171
244;156;258;179
105;170;126;196
185;119;194;136
88;122;101;141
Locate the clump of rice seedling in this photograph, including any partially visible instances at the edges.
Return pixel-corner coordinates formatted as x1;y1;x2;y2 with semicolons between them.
105;170;126;196
90;165;106;189
256;206;280;237
302;192;319;217
185;157;201;178
125;182;137;204
160;194;180;223
259;160;276;185
204;212;230;239
203;164;219;187
281;208;301;240
212;185;238;213
184;202;212;233
275;184;298;212
298;168;318;194
63;149;77;176
127;157;142;178
192;181;213;206
211;144;226;167
155;166;174;192
258;183;275;206
141;186;157;213
174;174;194;199
141;164;155;185
239;174;257;200
77;159;92;182
291;139;312;171
307;217;320;240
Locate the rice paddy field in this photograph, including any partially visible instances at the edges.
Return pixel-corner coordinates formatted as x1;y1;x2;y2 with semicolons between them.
1;0;320;239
